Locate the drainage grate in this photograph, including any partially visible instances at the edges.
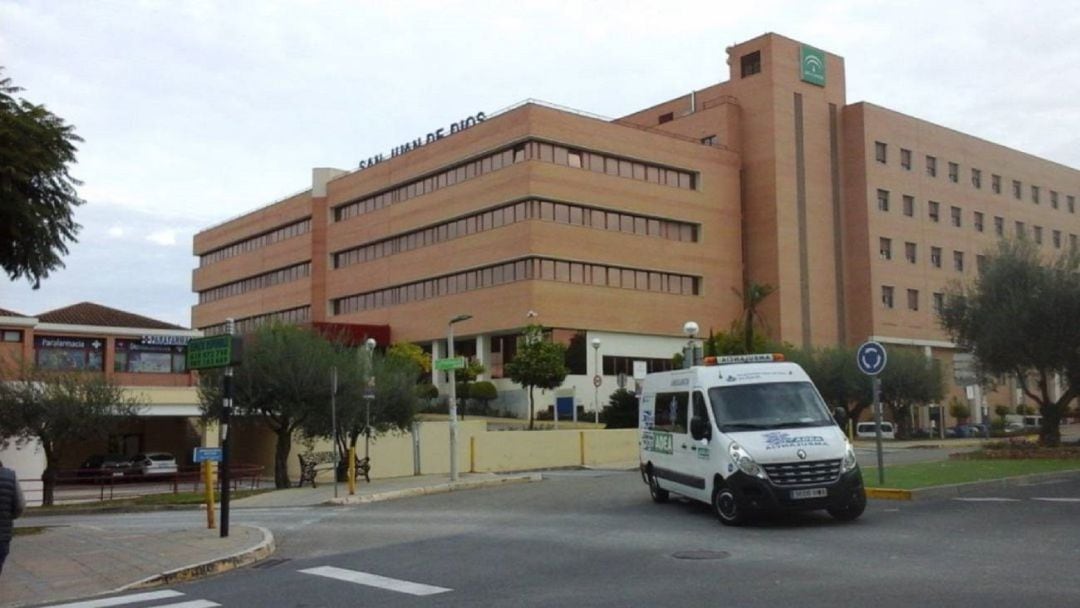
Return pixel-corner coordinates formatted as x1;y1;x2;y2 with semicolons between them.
672;550;730;560
252;558;291;569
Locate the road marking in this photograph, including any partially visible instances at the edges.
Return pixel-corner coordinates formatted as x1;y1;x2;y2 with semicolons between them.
155;602;220;608
41;590;186;607
953;498;1021;502
300;565;452;596
1031;497;1080;502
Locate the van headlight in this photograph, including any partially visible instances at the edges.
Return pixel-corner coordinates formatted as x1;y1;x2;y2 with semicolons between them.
729;442;767;479
841;442;858;473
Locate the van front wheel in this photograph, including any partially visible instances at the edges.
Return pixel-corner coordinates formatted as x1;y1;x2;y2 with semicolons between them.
827;486;867;522
648;471;669;503
712;485;747;526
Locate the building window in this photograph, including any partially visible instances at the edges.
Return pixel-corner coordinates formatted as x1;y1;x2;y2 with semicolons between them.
928;201;940;222
1034;225;1043;244
34;335;105;371
974;211;984;232
907;289;919;311
926;155;937;177
954;251;965;272
879;237;892;260
992;174;1001;194
199;218;312;267
877;189;890;212
933;292;944;313
881;285;894;309
1053;230;1062;249
658;112;674;125
948;162;959;183
994;216;1004;236
1051;190;1059;209
114;339;187;374
971;168;982;189
1;330;22;342
900;148;912;170
1016;221;1026;238
700;135;717;146
741;51;761;77
1072;234;1078;251
1068;195;1076;213
903;195;915;217
1013;180;1022;200
931;246;942;268
1031;185;1040;204
905;242;917;264
875;141;887;164
950;206;962;227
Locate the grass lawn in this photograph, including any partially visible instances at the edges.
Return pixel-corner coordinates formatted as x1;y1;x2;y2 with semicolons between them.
863;459;1080;489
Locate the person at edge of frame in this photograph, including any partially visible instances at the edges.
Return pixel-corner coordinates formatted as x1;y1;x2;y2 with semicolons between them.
0;459;26;576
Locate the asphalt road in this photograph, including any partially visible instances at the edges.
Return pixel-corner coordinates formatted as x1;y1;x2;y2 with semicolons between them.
25;467;1080;608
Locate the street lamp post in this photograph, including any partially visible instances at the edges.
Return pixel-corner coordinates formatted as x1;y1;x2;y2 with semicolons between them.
364;338;377;462
448;314;472;482
592;338;601;425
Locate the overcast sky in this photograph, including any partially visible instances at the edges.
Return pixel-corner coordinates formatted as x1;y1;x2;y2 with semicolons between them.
2;0;1078;328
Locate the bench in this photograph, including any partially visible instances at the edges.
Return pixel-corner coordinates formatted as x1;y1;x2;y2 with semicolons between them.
297;451;372;488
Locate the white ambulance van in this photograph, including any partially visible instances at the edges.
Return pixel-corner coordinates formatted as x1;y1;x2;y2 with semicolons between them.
639;354;866;525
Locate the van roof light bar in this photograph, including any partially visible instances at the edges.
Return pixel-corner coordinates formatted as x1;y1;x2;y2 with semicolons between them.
707;353;786;365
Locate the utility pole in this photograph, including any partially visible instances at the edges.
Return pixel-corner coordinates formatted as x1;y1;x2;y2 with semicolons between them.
220;317;234;538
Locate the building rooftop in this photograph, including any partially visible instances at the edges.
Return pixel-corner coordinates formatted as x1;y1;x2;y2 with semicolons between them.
0;307;28;317
36;302;185;330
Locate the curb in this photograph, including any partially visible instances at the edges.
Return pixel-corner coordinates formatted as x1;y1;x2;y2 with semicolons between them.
867;469;1080;502
119;525;276;591
326;473;542;505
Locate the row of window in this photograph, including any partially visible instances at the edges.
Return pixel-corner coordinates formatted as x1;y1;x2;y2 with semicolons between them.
874;141;1077;214
198;218;311;267
602;355;675;376
333;139;698;222
198;262;311;304
875;189;1079;249
881;285;945;313
878;239;987;272
201;306;311;336
332;256;701;316
333;199;699;269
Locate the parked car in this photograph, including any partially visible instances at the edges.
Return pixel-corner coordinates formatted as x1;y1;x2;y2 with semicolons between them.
128;452;178;476
856;421;895;439
947;423;988;438
78;454;133;479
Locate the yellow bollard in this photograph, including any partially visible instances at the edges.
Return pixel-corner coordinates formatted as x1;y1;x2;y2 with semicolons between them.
347;446;357;495
470;436;476;473
203;461;216;530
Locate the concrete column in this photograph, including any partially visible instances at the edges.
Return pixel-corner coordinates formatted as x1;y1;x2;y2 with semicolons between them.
475;335;490;382
431;340;444;392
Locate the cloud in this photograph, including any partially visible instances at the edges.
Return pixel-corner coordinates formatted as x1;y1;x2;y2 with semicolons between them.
107;226;124;238
145;230;177;247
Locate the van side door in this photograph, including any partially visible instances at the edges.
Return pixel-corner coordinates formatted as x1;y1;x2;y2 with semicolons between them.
651;391;702;497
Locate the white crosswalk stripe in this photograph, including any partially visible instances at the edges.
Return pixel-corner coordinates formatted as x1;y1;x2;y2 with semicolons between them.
40;590;190;608
154;601;220;608
300;565;452;596
1031;497;1080;502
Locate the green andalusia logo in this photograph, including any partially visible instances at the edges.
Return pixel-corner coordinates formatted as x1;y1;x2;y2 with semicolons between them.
801;45;826;86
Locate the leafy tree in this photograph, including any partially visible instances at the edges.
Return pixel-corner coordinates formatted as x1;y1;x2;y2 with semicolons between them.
878;348;945;437
939;238;1080;446
199;324;347;488
0;365;140;505
387;342;431;375
948;398;970;423
603;388;639;429
994;405;1011;426
505;324;569;430
455;358;485;420
470;381;497;415
0;69;85;288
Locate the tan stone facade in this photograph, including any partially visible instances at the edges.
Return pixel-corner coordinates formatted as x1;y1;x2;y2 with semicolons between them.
191;32;1080;424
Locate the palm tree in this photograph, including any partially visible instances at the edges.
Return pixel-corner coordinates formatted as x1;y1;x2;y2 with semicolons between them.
732;282;776;353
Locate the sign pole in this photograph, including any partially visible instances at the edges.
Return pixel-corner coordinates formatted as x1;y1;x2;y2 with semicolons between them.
331;366;339;500
856;340;888;486
873;376;884;485
220;318;234;538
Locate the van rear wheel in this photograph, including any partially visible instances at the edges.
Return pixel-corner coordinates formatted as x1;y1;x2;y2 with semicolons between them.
648;471;669;503
712;485;747;526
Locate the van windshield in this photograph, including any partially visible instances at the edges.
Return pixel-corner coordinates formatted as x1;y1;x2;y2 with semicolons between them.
707;381;834;433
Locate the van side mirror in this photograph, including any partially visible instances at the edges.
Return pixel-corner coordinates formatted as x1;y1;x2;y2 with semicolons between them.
690;418;712;441
833;407;848;427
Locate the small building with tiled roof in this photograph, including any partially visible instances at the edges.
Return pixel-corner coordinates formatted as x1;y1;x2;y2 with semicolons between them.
35;302;185;330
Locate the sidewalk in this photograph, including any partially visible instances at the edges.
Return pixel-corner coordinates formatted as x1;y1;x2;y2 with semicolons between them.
0;472;541;607
0;525;272;608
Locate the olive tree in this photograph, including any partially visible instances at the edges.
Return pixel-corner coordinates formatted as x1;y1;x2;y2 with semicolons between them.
505;325;569;430
939;239;1080;446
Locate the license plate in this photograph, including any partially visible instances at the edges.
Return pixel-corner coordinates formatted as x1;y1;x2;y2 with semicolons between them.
790;487;828;500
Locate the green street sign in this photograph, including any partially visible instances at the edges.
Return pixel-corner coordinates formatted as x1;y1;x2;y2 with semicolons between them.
186;335;243;370
800;45;826;87
434;356;466;371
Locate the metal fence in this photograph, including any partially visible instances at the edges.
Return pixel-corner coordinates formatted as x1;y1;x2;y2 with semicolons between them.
18;463;265;506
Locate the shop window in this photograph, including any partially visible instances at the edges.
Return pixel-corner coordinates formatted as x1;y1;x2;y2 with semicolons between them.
34;335;105;371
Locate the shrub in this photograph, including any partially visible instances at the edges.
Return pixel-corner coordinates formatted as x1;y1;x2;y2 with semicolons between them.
603;389;639;429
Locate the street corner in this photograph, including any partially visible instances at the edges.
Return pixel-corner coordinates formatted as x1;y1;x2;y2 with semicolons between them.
121;525;276;591
325;472;544;506
865;487;913;500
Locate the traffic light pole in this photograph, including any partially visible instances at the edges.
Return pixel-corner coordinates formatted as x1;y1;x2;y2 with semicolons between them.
220;318;235;538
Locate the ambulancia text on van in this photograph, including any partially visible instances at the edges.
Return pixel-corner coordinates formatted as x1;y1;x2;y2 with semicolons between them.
639;353;866;525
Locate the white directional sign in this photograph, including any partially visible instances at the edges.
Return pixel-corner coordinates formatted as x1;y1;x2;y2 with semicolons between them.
856;341;887;376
